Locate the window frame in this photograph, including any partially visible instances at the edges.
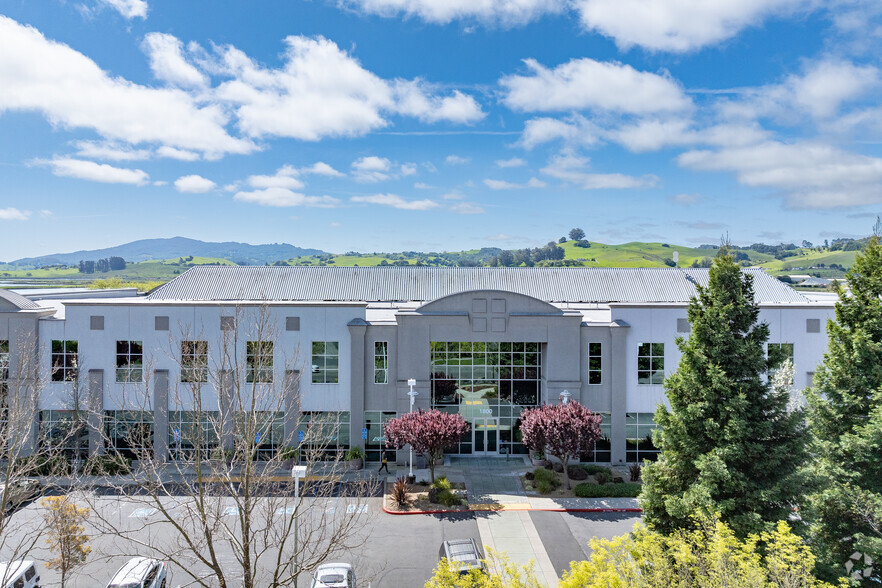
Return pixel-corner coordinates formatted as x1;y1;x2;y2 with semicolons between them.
51;339;79;382
246;340;274;384
374;341;388;385
180;340;208;383
312;341;339;384
115;340;143;383
587;342;602;385
637;342;664;385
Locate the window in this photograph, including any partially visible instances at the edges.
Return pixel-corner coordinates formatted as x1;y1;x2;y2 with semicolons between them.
105;410;153;458
246;341;273;383
374;342;388;384
155;316;169;331
637;343;664;385
90;316;104;330
297;411;350;460
587;343;602;385
235;411;284;460
181;340;208;383
312;341;339;384
115;341;143;383
220;316;235;331
580;413;611;463
768;343;794;371
806;371;815;387
626;412;660;462
364;411;396;462
39;410;88;459
51;340;78;382
286;316;300;331
0;340;8;382
677;318;691;333
168;410;219;461
806;318;820;333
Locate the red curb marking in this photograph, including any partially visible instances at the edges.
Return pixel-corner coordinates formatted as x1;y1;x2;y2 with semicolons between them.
382;505;642;515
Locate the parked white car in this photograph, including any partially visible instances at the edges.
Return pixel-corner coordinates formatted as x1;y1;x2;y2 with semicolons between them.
0;480;43;512
105;557;168;588
0;560;40;588
310;563;355;587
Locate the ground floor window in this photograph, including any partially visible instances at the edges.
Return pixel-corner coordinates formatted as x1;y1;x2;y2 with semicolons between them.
626;412;660;462
236;411;285;460
40;410;89;459
105;410;154;459
298;411;350;460
364;411;396;462
430;341;541;456
580;412;611;463
168;410;220;461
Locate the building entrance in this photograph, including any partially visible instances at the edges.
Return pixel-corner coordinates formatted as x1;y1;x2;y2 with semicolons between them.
473;417;498;455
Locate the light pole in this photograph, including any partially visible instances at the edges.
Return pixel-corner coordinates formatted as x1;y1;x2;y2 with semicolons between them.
291;465;307;576
559;389;571;404
407;378;418;477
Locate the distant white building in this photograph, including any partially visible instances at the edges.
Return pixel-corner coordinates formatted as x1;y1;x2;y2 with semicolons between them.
0;267;835;464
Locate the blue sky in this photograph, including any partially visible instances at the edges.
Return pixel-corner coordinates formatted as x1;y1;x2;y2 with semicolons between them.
2;0;882;260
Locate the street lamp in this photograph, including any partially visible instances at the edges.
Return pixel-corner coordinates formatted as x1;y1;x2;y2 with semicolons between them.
291;465;307;575
559;389;571;404
407;378;418;477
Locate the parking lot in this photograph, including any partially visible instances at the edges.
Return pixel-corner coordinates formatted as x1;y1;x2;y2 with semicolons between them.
3;489;640;587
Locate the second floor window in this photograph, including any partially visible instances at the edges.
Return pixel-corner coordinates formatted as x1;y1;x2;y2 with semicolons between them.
181;340;208;383
246;341;274;383
587;343;602;385
637;343;664;385
116;341;143;383
312;341;339;384
51;340;79;382
0;340;8;382
374;342;388;384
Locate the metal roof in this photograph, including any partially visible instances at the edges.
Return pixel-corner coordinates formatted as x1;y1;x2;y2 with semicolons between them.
146;266;808;304
0;288;42;310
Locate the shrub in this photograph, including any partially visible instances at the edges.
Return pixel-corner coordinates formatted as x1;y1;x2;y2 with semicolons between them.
83;454;131;476
344;446;365;461
438;489;461;507
525;471;535;481
536;479;556;494
428;486;442;504
432;476;452;491
581;464;612;476
567;465;588;481
574;482;641;498
533;468;561;494
629;463;642;482
594;471;611;485
21;455;70;476
552;462;564;473
277;446;299;461
391;476;409;507
417;479;430;486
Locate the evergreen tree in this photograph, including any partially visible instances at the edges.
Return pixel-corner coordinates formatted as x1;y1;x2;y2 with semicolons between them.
804;228;882;582
641;252;807;537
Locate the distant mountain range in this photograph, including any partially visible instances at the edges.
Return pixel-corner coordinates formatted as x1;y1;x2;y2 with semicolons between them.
11;237;327;267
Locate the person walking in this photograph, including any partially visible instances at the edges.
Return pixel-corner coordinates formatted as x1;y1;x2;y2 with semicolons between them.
378;452;390;474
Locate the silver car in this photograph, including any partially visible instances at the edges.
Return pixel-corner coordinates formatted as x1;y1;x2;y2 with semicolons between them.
105;557;168;588
310;563;355;588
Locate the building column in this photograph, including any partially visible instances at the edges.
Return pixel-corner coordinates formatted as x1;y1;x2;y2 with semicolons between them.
609;321;629;464
88;369;104;456
220;369;234;451
283;369;301;447
348;321;367;451
153;370;169;462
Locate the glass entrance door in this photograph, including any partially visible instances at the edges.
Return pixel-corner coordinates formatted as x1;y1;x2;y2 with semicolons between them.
473;418;498;455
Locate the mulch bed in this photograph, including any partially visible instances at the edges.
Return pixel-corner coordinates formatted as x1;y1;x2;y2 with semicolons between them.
383;481;470;512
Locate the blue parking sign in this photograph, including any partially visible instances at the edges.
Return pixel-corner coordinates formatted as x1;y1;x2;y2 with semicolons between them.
173;428;180;441
362;428;367;440
298;430;304;443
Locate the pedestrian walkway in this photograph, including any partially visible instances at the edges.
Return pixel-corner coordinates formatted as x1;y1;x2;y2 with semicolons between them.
476;510;559;587
453;456;529;507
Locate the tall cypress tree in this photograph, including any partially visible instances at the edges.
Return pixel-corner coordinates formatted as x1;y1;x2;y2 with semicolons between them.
641;251;807;538
805;230;882;581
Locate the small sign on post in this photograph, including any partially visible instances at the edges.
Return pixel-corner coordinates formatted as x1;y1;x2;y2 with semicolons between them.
298;430;304;443
362;428;367;440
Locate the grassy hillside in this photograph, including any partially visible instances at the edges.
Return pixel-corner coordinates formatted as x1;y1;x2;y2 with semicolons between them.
0;257;235;283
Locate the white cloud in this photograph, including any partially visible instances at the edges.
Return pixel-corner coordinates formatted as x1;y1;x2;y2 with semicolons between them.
541;152;658;189
38;209;52;218
156;146;201;161
153;180;168;186
301;161;343;177
672;193;704;205
38;157;149;185
678;140;882;208
0;17;254;159
98;0;148;19
445;155;470;165
174;174;217;193
339;0;567;26
415;182;435;190
501;58;690;114
0;208;30;221
442;191;465;199
495;157;526;167
247;165;304;190
483;177;546;189
574;0;808;52
450;202;486;214
351;156;396;182
142;33;208;88
610;118;698;152
351;193;439;210
400;163;418;176
234;187;341;207
394;80;485;124
520;115;601;149
73;140;151;161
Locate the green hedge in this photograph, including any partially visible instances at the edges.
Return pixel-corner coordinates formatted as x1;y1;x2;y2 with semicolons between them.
579;464;612;476
83;454;132;476
574;482;642;498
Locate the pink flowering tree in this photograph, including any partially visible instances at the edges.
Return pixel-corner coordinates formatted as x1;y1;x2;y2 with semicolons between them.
384;409;470;483
520;402;602;489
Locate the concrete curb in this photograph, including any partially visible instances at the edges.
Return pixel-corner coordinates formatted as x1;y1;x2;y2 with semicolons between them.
382;504;643;515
